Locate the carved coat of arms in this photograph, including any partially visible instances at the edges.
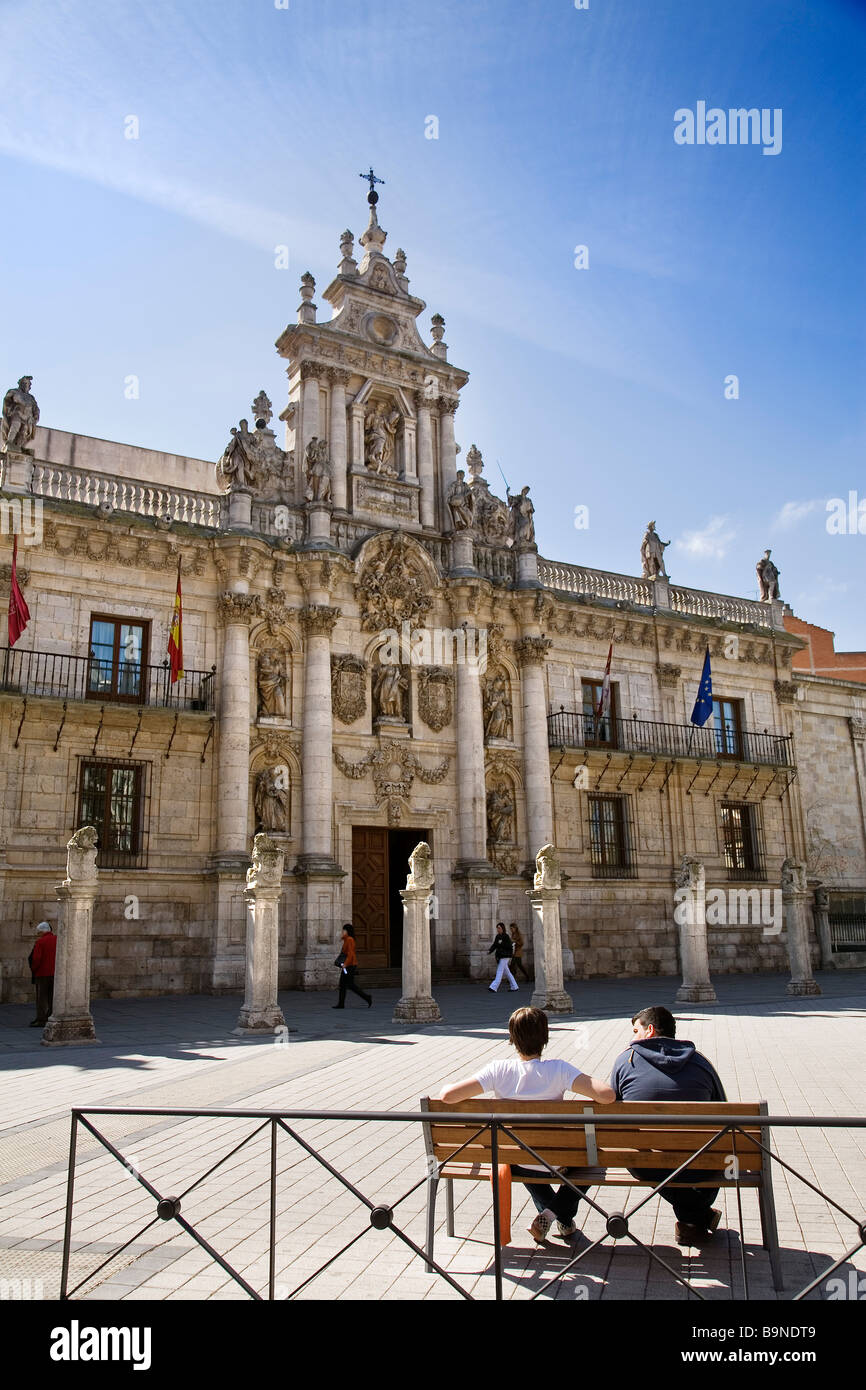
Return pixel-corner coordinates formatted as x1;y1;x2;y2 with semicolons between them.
331;655;367;725
417;667;454;732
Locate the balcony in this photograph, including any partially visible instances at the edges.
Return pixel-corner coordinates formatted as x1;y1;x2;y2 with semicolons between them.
0;647;216;713
547;709;793;768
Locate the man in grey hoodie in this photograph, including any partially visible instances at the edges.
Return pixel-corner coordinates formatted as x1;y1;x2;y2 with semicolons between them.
609;1005;726;1246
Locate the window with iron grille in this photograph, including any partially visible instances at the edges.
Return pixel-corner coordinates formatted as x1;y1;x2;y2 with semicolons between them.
720;801;765;881
587;793;636;879
76;758;151;869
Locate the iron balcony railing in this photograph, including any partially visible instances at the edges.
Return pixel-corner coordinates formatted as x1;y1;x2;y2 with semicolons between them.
548;710;793;768
0;647;216;712
829;914;866;951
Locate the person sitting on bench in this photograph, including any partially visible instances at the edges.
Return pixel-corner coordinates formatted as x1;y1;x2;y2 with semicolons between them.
439;1007;615;1244
610;1005;727;1246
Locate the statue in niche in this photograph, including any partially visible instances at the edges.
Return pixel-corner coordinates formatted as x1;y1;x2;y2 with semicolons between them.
304;436;332;503
257;650;287;719
486;785;515;845
756;549;781;601
507;485;535;545
254;765;289;834
364;402;401;477
1;376;40;453
447;470;474;531
483;671;511;740
374;663;408;719
216;419;259;492
641;521;670;579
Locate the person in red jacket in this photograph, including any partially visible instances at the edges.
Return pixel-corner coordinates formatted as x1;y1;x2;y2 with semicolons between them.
28;921;56;1027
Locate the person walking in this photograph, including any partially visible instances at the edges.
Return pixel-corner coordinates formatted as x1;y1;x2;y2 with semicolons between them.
28;921;56;1027
509;921;530;981
332;924;372;1009
487;922;519;993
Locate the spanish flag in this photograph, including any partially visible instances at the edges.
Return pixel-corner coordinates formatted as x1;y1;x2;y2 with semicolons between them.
8;534;30;648
168;555;184;682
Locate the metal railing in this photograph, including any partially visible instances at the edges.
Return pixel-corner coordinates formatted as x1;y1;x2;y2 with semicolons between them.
829;915;866;950
0;647;216;712
59;1106;866;1303
548;709;793;767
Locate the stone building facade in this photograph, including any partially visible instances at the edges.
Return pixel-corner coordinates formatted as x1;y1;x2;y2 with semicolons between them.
1;192;864;1000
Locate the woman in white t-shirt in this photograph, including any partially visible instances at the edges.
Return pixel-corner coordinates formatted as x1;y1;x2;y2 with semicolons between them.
439;1007;615;1244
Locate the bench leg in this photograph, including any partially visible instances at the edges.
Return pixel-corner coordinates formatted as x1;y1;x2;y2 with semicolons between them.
426;1178;439;1273
758;1170;784;1292
446;1177;455;1237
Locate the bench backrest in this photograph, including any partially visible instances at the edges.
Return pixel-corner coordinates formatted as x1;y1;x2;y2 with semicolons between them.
420;1098;768;1175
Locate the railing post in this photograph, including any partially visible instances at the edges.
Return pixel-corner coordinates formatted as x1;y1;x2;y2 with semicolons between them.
60;1112;79;1300
490;1121;503;1302
269;1117;277;1301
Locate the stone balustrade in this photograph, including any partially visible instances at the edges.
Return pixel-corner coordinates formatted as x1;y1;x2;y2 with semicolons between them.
31;462;222;529
538;557;774;627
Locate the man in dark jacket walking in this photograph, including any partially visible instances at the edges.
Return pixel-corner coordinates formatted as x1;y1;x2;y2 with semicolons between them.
28;921;57;1027
610;1005;726;1246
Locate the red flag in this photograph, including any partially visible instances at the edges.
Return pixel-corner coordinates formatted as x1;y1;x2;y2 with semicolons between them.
596;643;613;724
8;535;30;647
168;555;184;682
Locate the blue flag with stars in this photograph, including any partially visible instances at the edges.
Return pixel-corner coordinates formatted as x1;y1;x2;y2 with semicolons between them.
691;646;713;727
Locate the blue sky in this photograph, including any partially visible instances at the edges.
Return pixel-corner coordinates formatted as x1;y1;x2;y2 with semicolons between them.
1;0;864;644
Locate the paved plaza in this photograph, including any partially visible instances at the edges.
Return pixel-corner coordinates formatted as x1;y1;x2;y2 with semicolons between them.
0;971;864;1303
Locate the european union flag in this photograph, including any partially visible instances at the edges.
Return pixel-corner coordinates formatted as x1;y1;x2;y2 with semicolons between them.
690;646;713;727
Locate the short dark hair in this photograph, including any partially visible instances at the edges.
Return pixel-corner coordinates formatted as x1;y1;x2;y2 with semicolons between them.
342;924;356;939
632;1006;676;1038
508;1007;548;1056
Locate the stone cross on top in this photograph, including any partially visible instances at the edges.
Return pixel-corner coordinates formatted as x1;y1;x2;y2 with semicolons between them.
359;167;385;201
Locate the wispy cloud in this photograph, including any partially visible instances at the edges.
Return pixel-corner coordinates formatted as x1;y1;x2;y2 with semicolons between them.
674;516;736;560
774;499;823;528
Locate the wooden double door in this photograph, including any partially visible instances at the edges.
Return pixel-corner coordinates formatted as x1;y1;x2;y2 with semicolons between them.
352;826;430;967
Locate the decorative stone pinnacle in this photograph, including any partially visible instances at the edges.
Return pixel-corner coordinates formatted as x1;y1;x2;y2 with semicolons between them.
359;200;387;255
393;247;407;275
299;272;316;302
466;444;484;480
430;314;445;342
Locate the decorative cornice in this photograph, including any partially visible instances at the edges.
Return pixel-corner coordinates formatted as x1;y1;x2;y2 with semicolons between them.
513;636;552;667
41;520;207;575
656;663;681;689
299;604;340;636
218;591;262;626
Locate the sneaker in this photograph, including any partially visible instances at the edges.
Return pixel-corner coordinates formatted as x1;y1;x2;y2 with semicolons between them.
488;986;497;993
528;1210;554;1244
556;1219;577;1238
675;1211;721;1246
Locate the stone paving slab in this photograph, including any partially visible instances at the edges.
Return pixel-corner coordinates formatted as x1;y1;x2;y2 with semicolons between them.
0;971;864;1302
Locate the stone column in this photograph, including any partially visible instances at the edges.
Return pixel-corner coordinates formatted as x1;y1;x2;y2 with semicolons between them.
328;368;350;512
438;396;458;528
217;592;258;856
674;856;717;1003
300;362;321;458
813;887;836;970
235;834;287;1034
394;843;441;1023
43;828;100;1046
527;846;573;1013
782;859;822;996
415;394;435;528
449;530;476;575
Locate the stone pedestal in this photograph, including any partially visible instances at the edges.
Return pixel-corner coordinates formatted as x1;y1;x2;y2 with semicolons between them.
652;575;671;609
674;857;717;1004
527;887;573;1014
394;844;441;1023
515;544;539;588
449;531;476;575
235;835;287;1034
305;502;332;546
813;887;836;970
0;447;33;492
227;487;252;531
43;828;100;1046
782;859;822;995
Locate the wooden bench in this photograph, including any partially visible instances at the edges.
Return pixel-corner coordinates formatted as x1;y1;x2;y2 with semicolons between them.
420;1097;782;1289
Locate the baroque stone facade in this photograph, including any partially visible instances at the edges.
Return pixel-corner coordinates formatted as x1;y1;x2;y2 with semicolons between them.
1;191;864;999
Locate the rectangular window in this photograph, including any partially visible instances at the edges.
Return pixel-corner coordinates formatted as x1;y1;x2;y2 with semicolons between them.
712;698;742;759
88;616;149;703
582;678;617;747
588;794;636;878
720;802;764;881
77;759;150;868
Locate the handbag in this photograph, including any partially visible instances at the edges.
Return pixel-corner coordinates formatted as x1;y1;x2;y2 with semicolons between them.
334;950;346;968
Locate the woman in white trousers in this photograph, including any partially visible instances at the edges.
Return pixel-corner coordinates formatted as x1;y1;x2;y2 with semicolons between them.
488;923;519;992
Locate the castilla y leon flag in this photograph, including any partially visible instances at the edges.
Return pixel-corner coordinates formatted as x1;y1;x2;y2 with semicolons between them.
168;555;184;682
691;645;713;727
596;642;613;724
8;534;30;647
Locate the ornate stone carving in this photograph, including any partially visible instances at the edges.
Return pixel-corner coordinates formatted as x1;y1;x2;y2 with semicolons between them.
437;395;459;416
406;841;434;891
507;486;535;546
446;470;474;531
300;361;324;381
364;401;401;477
262;587;293;635
641;521;670;579
304;437;331;503
513;636;552;667
486;783;515;846
43;523;207;576
465;444;484;480
331;654;367;724
66;825;99;882
373;663;409;721
482;668;512;741
298;604;340;637
534;843;561;891
417;666;454;731
756;550;781;601
333;740;450;826
254;766;289;834
1;376;39;453
218;592;262;626
781;857;808;897
355;477;416;519
247;832;283;889
656;663;682;689
256;649;288;719
326;367;352;388
849;716;866;742
250;729;299;765
252;391;273;428
216;415;290;499
216;419;257;492
675;855;705;891
774;680;797;704
357;533;433;632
